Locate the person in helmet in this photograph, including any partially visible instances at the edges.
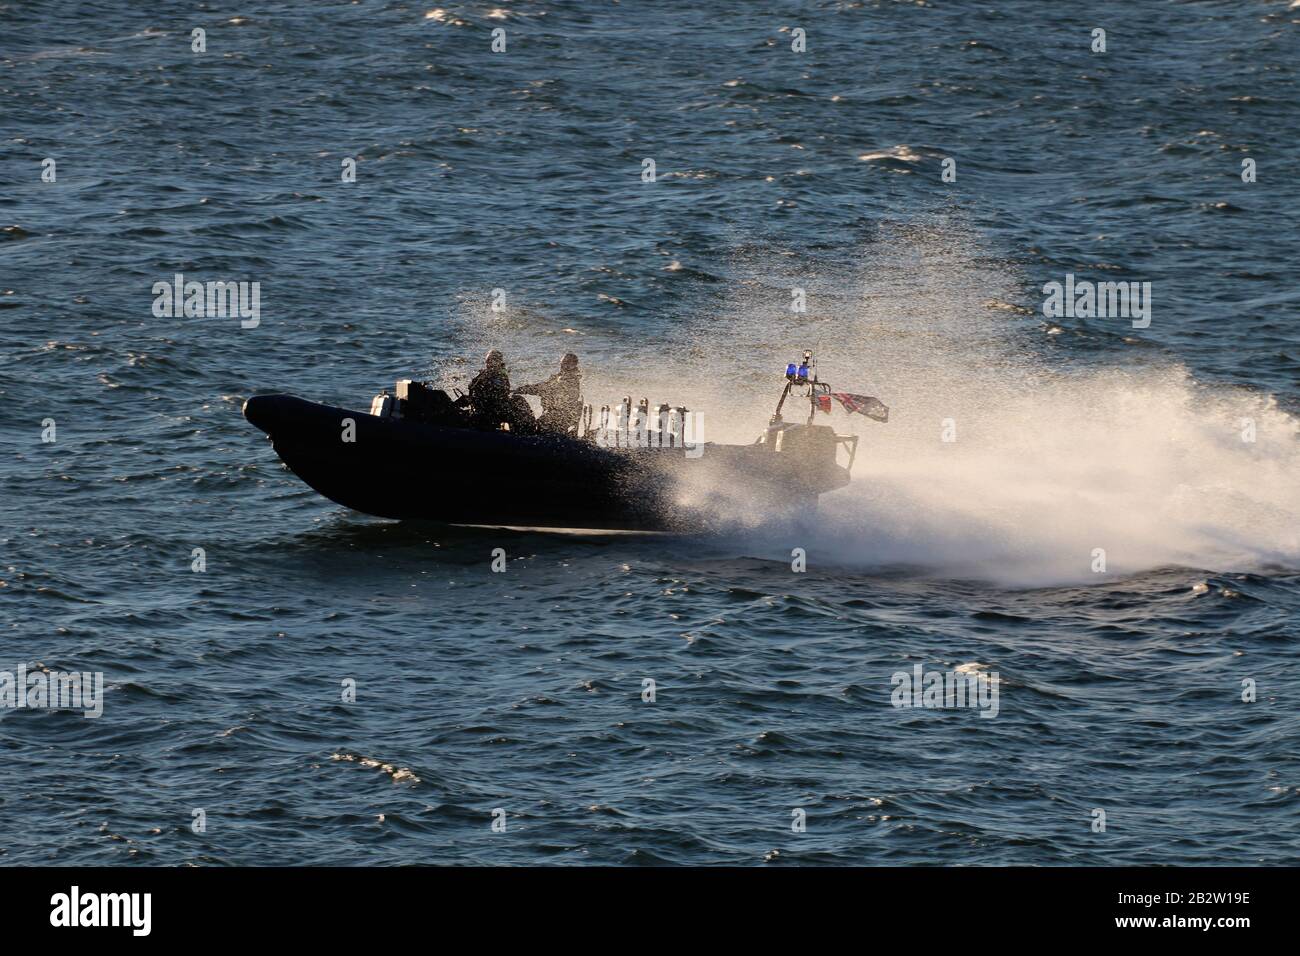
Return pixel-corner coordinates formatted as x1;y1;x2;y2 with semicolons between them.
466;349;535;433
515;353;582;436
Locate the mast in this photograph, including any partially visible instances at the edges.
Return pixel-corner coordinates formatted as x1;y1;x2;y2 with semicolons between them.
771;349;817;425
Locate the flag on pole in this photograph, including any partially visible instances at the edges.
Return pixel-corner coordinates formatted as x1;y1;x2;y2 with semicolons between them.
830;392;889;422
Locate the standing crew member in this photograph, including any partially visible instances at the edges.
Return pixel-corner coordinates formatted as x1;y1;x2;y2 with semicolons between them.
515;353;582;436
467;349;534;433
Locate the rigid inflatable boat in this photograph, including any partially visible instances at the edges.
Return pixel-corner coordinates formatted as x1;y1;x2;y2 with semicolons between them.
242;351;886;531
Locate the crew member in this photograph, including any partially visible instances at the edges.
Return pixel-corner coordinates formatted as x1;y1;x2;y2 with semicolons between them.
467;350;534;433
515;353;582;435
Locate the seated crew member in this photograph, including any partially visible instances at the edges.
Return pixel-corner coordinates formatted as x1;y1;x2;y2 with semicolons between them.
514;353;582;435
467;349;534;433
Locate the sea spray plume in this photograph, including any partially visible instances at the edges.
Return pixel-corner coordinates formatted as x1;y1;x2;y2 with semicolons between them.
804;365;1300;584
443;223;1299;581
621;222;1300;583
743;227;1300;584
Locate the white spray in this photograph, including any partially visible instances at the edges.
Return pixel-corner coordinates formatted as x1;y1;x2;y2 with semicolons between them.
449;222;1300;584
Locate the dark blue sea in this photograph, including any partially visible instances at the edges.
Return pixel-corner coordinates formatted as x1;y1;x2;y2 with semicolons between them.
2;1;1298;865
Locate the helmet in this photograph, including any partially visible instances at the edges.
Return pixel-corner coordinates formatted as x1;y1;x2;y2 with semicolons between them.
484;349;504;368
560;352;579;371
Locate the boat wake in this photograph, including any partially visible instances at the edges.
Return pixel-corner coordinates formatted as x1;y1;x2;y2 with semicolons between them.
805;362;1300;585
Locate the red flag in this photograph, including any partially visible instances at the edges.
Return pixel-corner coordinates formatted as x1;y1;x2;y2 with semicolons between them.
816;394;832;414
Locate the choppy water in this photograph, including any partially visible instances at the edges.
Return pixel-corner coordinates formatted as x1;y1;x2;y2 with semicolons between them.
2;1;1299;865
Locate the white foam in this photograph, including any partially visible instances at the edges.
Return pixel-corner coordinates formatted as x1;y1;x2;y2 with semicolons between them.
811;362;1300;584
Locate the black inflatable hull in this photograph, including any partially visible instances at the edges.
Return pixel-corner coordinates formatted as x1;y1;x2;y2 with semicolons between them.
243;394;849;531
